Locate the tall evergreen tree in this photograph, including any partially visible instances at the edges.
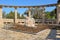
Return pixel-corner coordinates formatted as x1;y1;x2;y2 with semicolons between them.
6;11;20;19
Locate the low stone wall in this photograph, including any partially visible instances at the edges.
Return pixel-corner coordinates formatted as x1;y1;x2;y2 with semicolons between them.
10;24;49;33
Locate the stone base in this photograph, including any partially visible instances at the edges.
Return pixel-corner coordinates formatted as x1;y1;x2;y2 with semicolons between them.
26;24;36;27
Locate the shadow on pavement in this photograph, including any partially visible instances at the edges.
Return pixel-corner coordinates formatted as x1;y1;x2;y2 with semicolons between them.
46;29;60;40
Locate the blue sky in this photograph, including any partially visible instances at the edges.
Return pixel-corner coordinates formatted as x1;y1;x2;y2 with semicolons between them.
0;0;58;14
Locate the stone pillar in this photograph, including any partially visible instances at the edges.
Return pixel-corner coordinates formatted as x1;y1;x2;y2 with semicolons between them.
57;4;60;24
42;7;45;24
57;0;60;24
0;6;3;28
28;8;31;17
14;8;17;24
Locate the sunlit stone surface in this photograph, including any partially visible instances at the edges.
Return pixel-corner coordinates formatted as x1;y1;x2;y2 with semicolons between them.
0;28;51;40
25;17;36;27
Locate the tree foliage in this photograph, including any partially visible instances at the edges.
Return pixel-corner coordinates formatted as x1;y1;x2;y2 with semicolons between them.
20;14;25;19
45;9;56;19
2;11;6;18
2;8;56;19
6;11;15;19
5;11;25;19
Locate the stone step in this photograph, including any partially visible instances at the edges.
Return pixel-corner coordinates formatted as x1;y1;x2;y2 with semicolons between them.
56;30;60;38
46;39;55;40
57;30;60;33
57;33;60;34
56;35;60;38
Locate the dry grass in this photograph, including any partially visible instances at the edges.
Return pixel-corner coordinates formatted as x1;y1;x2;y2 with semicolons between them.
9;24;50;33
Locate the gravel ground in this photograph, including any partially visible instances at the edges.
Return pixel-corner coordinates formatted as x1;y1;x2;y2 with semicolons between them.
0;28;51;40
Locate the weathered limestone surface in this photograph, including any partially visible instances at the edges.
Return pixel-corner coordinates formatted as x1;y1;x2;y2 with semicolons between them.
56;30;60;38
25;17;35;27
57;4;60;23
0;7;3;28
0;28;51;40
14;8;18;23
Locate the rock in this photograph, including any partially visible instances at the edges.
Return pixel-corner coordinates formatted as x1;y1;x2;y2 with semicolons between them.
25;17;36;27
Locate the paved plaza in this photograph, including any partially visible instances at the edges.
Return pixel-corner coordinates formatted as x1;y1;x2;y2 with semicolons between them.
0;28;60;40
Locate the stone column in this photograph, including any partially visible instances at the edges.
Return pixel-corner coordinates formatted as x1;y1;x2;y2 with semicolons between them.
0;6;3;28
57;0;60;24
42;7;45;24
28;8;31;18
14;8;17;24
57;4;60;24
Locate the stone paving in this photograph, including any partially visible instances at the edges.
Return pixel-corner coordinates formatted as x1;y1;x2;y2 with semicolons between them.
46;29;60;40
0;28;51;40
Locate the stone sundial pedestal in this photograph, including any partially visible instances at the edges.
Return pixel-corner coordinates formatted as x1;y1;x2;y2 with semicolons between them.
25;17;36;27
